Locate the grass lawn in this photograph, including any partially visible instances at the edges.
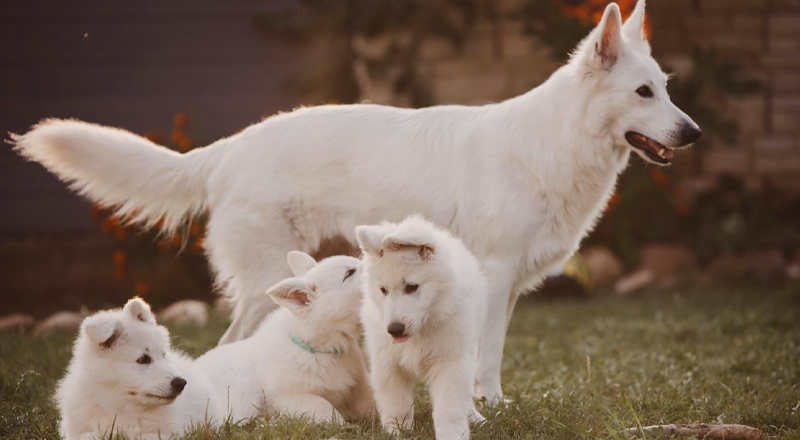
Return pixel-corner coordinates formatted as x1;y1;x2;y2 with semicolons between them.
2;286;798;439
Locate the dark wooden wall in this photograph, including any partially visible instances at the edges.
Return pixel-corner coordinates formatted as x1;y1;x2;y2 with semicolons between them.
0;0;305;235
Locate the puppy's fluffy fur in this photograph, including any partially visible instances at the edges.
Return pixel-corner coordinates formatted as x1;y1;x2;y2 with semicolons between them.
196;251;373;423
57;253;372;439
357;216;487;440
15;0;698;405
57;298;224;440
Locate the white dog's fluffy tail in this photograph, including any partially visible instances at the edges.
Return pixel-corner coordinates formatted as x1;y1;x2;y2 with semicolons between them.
12;119;222;232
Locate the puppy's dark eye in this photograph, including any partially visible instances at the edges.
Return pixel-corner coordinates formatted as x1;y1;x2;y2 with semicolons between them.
636;85;653;98
380;287;388;295
343;268;356;282
136;354;152;365
404;284;418;294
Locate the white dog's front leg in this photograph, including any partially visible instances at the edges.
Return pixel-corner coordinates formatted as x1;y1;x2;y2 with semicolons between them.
343;360;375;419
372;363;415;436
476;263;516;406
427;359;477;440
269;393;342;424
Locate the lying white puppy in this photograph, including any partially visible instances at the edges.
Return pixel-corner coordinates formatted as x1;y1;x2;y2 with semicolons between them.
195;251;373;423
356;216;487;440
56;297;225;440
57;252;372;439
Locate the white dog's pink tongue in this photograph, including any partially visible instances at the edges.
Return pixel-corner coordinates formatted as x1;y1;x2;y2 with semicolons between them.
392;336;409;344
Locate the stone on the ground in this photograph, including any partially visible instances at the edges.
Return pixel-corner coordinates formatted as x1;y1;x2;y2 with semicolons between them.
708;250;785;282
583;246;624;289
158;300;209;325
640;244;697;284
0;314;35;333
213;296;234;316
33;311;84;336
614;269;654;295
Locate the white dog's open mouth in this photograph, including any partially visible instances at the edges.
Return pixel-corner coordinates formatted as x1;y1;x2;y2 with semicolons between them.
392;336;409;344
625;131;673;165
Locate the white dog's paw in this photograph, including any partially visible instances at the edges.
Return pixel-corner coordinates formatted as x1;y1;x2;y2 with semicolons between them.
469;407;486;425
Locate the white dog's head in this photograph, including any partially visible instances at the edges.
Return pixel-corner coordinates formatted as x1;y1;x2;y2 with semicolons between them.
266;251;363;336
76;298;186;406
356;216;456;344
572;0;700;165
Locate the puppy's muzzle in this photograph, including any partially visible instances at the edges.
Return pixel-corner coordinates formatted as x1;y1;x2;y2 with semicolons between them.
387;322;406;337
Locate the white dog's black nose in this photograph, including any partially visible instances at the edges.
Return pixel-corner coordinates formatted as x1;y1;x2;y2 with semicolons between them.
387;322;406;337
679;124;702;146
171;377;187;393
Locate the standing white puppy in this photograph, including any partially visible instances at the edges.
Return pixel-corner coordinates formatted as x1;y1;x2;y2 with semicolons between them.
356;216;487;440
196;251;373;423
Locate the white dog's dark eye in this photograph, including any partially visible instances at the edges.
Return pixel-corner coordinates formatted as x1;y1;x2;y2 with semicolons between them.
380;287;388;295
636;85;654;98
404;284;418;294
343;268;356;282
136;354;152;365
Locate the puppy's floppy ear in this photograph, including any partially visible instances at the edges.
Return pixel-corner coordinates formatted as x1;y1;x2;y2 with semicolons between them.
123;297;155;324
355;224;394;256
82;313;123;349
266;278;316;311
287;251;317;277
586;2;623;70
622;0;650;53
381;230;436;261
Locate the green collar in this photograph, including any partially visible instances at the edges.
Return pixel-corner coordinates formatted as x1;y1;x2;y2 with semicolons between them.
290;334;345;356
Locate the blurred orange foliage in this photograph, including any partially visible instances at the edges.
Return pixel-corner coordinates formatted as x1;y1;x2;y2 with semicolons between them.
559;0;648;37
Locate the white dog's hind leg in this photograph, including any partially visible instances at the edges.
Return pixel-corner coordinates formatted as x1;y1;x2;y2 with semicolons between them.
372;364;415;436
475;263;516;406
206;209;304;344
270;393;342;424
428;360;475;440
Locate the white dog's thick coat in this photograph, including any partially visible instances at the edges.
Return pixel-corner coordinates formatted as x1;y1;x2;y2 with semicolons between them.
357;216;487;440
16;0;697;405
195;252;373;423
57;254;372;439
57;299;227;440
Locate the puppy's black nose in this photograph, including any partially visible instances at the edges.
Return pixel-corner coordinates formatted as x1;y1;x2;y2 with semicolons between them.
387;322;406;337
679;123;702;146
171;377;187;393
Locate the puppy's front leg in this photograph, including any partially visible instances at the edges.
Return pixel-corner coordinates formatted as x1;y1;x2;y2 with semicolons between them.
344;360;375;419
428;359;477;440
372;363;415;436
269;393;342;424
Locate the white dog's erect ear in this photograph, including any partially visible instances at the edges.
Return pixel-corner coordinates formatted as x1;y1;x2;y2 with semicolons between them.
381;230;436;262
266;278;316;311
355;224;393;256
287;251;317;277
123;297;155;324
622;0;650;53
588;3;623;70
82;313;124;349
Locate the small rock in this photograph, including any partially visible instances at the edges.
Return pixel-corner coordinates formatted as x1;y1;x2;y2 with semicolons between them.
34;311;84;336
583;246;624;289
640;244;697;281
0;314;35;333
614;269;654;295
708;250;785;282
214;296;234;316
158;300;209;325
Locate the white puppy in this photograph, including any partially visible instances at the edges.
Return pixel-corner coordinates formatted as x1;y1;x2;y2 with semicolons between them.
57;252;372;439
195;251;373;423
56;298;226;440
356;216;487;440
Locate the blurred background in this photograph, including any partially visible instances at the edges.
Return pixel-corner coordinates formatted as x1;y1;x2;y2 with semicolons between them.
1;0;799;330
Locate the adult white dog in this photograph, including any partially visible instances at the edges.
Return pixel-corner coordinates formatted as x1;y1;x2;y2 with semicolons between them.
15;0;698;405
357;215;487;440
